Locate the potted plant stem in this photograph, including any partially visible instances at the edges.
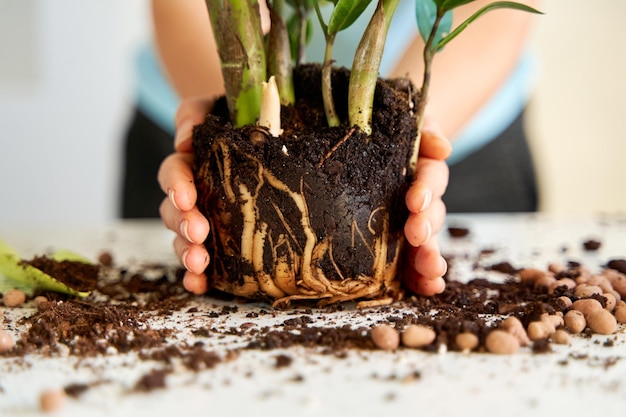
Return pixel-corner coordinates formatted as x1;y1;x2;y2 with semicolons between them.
193;0;541;307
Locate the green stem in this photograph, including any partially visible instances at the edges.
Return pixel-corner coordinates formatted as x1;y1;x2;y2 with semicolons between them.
295;1;310;65
348;0;399;135
206;0;266;127
408;8;444;174
322;33;340;128
314;2;340;128
267;1;295;106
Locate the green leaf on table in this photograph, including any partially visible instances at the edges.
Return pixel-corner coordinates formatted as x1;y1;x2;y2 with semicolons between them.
415;0;453;50
435;1;543;51
49;249;92;264
0;240;91;298
327;0;373;35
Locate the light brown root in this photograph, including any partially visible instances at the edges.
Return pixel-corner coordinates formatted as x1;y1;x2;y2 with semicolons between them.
356;297;394;309
317;126;356;168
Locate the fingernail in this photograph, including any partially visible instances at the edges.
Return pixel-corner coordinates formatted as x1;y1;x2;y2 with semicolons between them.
439;256;448;276
168;189;181;211
181;247;190;270
180;220;192;242
435;278;446;294
174;119;194;150
420;189;432;212
436;133;453;158
423;220;432;244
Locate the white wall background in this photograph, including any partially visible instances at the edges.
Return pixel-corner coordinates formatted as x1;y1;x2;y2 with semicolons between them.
526;0;626;215
0;0;624;229
0;0;150;228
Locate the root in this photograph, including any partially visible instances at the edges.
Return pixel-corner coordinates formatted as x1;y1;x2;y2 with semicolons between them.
254;222;285;299
317;126;356;168
356;297;394;309
261;172;324;294
268;198;302;253
205;138;406;304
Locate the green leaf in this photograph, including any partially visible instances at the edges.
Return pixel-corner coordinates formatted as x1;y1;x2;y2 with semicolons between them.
0;240;91;297
327;0;373;35
435;1;543;51
415;0;452;50
440;0;474;10
50;249;92;264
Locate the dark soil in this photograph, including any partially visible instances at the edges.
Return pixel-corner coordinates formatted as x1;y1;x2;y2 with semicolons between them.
25;256;100;293
3;246;626;395
193;64;417;301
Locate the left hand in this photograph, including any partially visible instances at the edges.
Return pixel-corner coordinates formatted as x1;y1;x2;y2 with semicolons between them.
402;117;451;296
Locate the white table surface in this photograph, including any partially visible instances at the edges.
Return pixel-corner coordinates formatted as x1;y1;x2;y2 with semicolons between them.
1;213;626;417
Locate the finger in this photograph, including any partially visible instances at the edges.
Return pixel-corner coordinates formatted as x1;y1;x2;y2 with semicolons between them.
159;197;210;245
404;198;446;247
403;237;447;296
405;158;449;213
183;270;209;295
173;235;210;275
174;99;214;152
420;117;452;161
157;153;196;212
409;235;447;279
406;275;446;296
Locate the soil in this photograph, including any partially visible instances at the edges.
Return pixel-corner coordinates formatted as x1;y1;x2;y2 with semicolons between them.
25;256;100;293
193;64;417;302
2;242;626;398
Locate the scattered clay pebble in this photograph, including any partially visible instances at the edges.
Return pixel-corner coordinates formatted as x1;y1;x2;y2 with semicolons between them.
549;278;576;294
33;296;50;311
0;330;15;353
485;330;519;354
542;313;564;329
3;289;26;307
534;275;556;291
455;332;479;352
564;310;586;334
518;268;546;284
527;321;553;341
557;296;572;309
548;263;566;274
551;329;570;345
587;274;610;287
39;388;66;413
586;309;617;335
603;293;617;312
401;325;436;348
98;251;114;266
572;298;603;319
614;305;626;324
371;324;399;351
610;276;626;298
500;316;530;346
574;284;603;298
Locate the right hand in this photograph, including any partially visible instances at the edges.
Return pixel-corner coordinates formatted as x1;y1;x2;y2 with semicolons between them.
402;116;452;296
158;98;213;294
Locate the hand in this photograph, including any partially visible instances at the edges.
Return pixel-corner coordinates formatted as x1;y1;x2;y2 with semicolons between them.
158;98;213;294
402;118;451;296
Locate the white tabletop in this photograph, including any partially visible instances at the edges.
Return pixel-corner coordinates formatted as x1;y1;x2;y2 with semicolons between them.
1;213;626;417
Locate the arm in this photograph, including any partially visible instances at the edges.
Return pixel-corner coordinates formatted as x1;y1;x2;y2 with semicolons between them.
151;0;224;100
392;0;539;139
